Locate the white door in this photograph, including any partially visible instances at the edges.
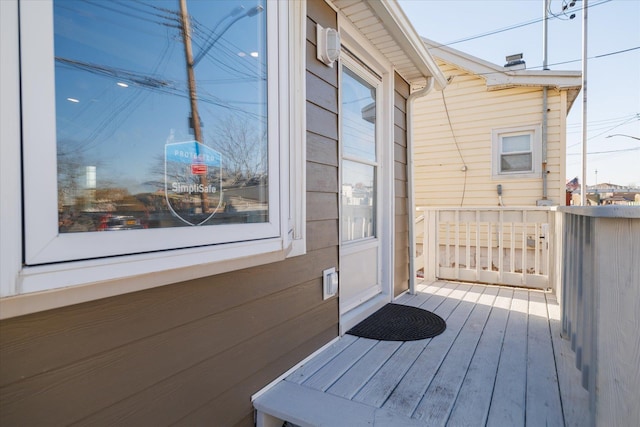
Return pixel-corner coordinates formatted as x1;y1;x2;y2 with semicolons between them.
339;62;382;315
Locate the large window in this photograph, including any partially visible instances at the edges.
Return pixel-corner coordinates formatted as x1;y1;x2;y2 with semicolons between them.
6;0;305;298
492;125;541;179
21;0;287;265
53;0;268;234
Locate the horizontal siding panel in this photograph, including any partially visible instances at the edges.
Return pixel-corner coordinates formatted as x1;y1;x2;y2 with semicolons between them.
394;125;407;147
394;143;407;164
307;72;338;113
0;278;339;426
394;107;406;130
307;102;338;140
308;0;337;29
395;178;407;198
0;244;338;388
307;131;338;167
307;192;338;221
307;161;338;193
203;326;337;426
394;91;407;113
395;196;407;216
103;297;336;427
307;219;339;252
394;161;407;182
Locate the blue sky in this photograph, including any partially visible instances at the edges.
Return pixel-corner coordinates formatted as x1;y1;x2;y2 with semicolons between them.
399;0;640;187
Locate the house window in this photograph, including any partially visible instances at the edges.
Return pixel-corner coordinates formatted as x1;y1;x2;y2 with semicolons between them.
492;125;541;179
5;0;305;297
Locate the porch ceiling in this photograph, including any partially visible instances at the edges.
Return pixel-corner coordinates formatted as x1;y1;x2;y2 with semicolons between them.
331;0;447;90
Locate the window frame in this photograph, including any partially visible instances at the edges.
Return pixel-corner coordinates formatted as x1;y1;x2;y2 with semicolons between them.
0;0;306;309
491;124;541;179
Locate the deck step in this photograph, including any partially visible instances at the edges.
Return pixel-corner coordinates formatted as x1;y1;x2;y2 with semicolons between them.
254;380;425;427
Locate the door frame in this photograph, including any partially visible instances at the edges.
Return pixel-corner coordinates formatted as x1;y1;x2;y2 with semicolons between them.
337;17;395;335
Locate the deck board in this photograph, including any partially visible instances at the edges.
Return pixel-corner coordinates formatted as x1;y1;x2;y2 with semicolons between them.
255;281;590;427
412;286;499;425
525;290;564;426
381;284;480;417
486;289;529;426
446;287;513;426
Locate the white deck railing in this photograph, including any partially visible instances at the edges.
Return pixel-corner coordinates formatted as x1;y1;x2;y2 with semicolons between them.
557;206;640;426
415;207;555;289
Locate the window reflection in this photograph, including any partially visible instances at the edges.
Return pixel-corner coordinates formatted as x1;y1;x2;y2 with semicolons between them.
342;160;375;241
341;66;377;242
342;68;376;162
54;0;268;233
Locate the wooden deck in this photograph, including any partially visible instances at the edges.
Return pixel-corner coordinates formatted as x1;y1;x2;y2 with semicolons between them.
254;281;591;426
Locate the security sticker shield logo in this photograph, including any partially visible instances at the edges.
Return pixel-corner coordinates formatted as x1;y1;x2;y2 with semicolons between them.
165;141;222;225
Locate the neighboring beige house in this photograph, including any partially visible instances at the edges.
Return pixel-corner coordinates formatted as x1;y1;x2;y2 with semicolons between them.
413;38;581;208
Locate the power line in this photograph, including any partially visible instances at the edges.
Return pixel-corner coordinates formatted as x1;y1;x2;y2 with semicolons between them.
567;114;640;147
568;147;640;155
432;0;612;47
528;46;640;69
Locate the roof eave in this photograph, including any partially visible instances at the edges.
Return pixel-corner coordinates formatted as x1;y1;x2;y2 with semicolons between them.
422;36;582;93
364;0;448;89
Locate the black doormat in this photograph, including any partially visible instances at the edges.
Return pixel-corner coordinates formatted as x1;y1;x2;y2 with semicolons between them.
347;303;446;341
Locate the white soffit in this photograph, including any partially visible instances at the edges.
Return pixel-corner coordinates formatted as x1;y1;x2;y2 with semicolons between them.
332;0;447;90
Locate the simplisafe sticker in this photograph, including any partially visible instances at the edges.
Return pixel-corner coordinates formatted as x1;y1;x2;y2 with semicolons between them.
165;141;222;225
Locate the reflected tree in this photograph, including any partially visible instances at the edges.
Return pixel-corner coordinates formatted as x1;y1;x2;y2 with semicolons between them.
209;115;266;186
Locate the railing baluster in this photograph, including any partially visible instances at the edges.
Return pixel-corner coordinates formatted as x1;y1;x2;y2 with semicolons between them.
475;210;480;280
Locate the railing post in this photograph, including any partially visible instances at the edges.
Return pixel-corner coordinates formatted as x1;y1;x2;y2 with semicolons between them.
425;209;437;282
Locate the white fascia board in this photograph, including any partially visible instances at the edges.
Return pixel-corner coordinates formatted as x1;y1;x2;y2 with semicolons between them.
422;37;581;91
367;0;447;90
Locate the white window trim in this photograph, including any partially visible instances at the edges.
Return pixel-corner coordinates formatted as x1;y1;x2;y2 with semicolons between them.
0;0;306;318
491;124;541;179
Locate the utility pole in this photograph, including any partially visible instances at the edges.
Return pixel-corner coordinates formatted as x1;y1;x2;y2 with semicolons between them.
581;0;588;205
179;0;208;213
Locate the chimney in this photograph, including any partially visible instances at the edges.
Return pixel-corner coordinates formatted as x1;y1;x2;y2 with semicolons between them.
504;53;526;70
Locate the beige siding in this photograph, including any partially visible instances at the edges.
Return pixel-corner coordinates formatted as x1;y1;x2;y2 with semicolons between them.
0;1;339;425
414;60;568;210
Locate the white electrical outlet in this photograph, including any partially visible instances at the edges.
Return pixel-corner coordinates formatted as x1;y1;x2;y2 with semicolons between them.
323;267;338;300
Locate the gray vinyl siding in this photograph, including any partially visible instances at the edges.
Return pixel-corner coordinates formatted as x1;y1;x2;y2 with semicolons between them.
394;73;410;297
0;0;339;425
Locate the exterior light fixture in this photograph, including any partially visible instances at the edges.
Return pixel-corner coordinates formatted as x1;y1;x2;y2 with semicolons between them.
316;24;341;67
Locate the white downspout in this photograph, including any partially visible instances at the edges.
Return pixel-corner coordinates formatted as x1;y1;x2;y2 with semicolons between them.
407;77;435;295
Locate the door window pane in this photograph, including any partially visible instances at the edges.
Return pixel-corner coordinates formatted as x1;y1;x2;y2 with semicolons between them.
341;68;376;162
54;0;268;233
342;160;375;241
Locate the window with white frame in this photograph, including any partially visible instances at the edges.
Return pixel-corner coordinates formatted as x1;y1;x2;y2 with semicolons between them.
491;125;541;179
3;0;305;297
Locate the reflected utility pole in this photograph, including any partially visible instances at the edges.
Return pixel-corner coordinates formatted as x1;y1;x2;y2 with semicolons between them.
179;0;207;212
177;1;264;214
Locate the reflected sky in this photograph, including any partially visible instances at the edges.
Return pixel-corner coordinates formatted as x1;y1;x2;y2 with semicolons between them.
55;0;266;192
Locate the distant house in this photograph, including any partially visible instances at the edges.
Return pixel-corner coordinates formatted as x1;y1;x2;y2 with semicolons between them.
413;38;581;208
579;182;640;205
0;0;446;425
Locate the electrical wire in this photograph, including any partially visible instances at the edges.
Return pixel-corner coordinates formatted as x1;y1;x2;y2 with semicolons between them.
432;0;612;48
440;85;467;207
